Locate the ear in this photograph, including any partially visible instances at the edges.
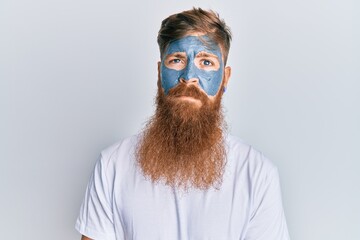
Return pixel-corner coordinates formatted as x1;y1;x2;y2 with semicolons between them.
223;66;231;88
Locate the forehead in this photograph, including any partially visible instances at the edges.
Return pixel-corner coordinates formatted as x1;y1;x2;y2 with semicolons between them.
165;35;222;56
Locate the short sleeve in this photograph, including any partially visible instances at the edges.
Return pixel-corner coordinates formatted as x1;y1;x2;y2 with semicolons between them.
245;166;290;240
75;154;116;240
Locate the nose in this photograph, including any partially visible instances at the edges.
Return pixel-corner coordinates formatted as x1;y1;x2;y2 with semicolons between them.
179;62;199;85
179;77;199;84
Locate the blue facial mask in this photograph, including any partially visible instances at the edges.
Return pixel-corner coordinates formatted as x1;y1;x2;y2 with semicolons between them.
160;35;224;96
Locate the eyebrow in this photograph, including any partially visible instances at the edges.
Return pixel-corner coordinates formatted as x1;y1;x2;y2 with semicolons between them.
196;52;218;59
167;52;186;58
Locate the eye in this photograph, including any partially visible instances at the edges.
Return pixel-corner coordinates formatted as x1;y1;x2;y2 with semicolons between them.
169;58;181;64
164;54;186;70
202;59;213;66
194;56;220;70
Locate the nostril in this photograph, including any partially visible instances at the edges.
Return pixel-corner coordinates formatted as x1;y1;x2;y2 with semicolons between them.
179;78;187;83
179;77;199;84
189;78;198;83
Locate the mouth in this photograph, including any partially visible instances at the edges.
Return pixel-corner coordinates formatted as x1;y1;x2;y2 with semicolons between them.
177;96;198;101
174;96;202;106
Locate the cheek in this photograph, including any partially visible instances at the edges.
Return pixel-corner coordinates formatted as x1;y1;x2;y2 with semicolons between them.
160;65;182;95
197;67;223;96
160;62;224;96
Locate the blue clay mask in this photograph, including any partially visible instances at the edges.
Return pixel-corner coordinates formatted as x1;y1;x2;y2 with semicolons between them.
160;35;224;96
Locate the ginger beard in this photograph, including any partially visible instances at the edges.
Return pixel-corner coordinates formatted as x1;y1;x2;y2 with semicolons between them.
136;79;227;190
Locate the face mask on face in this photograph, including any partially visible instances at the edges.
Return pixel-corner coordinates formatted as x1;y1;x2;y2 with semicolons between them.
160;35;224;96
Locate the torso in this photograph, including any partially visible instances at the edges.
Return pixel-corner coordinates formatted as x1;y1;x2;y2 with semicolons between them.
102;135;273;240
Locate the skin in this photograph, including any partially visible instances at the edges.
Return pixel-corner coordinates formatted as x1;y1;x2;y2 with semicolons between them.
79;33;231;240
161;35;224;97
159;33;231;108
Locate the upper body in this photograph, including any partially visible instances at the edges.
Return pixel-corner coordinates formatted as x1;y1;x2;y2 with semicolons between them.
76;8;290;240
76;134;290;240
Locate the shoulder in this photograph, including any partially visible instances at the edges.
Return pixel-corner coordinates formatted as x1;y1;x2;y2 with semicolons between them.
98;135;139;169
101;135;138;156
225;134;278;178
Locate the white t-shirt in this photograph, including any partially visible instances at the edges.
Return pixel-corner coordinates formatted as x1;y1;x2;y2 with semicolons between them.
75;135;290;240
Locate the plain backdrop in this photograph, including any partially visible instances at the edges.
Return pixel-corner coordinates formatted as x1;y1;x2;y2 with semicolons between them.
1;0;359;239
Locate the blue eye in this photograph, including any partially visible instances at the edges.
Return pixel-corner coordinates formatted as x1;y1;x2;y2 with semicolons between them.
203;60;212;66
171;59;181;64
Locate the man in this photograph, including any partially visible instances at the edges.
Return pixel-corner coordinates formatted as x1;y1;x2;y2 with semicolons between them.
76;8;290;240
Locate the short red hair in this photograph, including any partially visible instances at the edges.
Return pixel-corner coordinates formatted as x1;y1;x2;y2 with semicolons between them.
157;8;232;65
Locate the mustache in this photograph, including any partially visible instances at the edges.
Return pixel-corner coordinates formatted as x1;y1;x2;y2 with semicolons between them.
167;83;208;100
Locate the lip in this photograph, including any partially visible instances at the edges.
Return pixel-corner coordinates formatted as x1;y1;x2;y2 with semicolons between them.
176;96;201;103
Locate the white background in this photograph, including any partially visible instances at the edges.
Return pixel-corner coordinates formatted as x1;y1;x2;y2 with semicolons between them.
1;0;359;239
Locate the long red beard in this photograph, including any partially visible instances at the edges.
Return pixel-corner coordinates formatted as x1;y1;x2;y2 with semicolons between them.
136;83;227;190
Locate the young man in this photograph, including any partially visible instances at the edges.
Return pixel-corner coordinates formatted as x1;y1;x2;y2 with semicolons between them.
76;8;290;240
